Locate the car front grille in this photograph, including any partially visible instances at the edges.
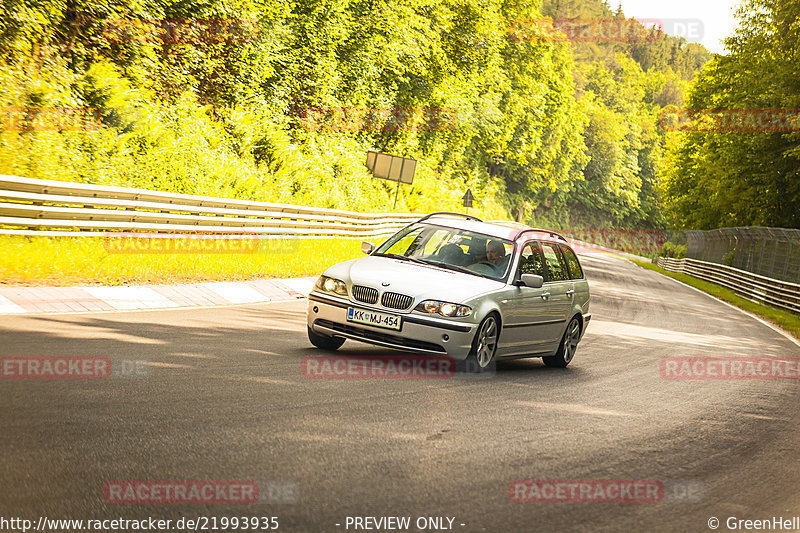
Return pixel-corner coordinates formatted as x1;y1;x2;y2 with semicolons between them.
315;319;446;354
352;285;378;304
381;291;413;310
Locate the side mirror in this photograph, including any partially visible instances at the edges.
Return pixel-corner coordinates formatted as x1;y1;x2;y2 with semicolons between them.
361;241;375;255
520;274;544;289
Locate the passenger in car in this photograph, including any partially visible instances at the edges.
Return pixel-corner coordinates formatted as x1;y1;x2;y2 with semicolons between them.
438;243;466;264
467;238;489;264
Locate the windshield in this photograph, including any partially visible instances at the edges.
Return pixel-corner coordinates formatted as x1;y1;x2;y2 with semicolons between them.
374;224;514;281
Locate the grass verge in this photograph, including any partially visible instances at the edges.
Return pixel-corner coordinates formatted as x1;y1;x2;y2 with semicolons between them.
0;236;366;286
631;259;800;340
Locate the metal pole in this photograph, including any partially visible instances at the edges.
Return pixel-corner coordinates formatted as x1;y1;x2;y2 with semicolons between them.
767;229;778;279
394;158;405;209
758;231;767;276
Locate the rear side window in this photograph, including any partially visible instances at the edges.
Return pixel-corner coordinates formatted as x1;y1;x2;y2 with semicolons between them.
540;242;570;282
518;242;545;277
560;245;584;279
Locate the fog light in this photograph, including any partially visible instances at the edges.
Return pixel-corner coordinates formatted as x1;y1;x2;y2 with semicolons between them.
442;334;450;342
313;306;319;313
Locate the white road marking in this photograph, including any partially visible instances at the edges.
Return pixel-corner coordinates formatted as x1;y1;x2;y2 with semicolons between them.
513;399;638;418
83;286;177;310
208;373;297;385
139;361;193;369
201;282;269;304
589;319;758;349
0;294;26;314
275;276;317;296
633;262;800;349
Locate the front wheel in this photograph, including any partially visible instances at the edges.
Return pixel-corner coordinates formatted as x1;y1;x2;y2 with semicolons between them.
307;326;345;351
543;316;581;368
460;314;499;373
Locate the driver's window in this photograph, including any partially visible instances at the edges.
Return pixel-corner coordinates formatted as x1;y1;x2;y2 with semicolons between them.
518;242;545;277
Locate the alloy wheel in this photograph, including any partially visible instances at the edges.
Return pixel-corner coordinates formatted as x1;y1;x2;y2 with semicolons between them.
475;316;498;368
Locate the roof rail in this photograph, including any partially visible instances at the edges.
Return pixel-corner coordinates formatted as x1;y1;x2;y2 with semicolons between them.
516;228;568;242
417;212;483;223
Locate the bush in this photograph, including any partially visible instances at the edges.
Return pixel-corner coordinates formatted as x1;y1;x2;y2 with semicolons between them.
659;241;686;258
722;250;735;266
0;60;509;218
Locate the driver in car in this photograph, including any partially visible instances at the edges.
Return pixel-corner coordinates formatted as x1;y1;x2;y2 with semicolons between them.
486;240;510;273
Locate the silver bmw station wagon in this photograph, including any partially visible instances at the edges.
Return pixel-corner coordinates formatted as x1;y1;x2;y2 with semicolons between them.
307;213;591;371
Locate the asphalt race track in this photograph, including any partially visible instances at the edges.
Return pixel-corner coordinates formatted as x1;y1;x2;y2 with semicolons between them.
2;254;799;532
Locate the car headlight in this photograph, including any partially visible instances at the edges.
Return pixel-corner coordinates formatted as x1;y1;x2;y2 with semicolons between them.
414;300;472;317
315;275;348;296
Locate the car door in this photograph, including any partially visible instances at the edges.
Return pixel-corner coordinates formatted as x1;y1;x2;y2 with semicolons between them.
498;241;557;356
539;241;574;345
559;243;589;314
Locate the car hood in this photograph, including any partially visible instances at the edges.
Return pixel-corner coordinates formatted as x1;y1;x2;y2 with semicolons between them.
323;256;505;303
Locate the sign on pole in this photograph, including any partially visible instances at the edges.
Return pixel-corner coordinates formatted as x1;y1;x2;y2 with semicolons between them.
462;189;474;208
365;151;416;185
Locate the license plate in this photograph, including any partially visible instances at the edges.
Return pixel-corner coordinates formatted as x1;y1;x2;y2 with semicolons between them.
347;307;402;330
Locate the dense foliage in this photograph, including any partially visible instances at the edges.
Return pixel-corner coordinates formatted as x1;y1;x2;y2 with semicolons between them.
661;0;800;229
1;0;709;226
533;0;709;228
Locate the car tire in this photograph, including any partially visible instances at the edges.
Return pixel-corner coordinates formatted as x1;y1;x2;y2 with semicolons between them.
460;313;500;373
543;316;581;368
307;326;346;351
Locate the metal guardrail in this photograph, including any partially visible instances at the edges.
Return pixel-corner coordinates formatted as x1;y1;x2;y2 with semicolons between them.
655;256;800;314
686;227;800;284
0;175;422;238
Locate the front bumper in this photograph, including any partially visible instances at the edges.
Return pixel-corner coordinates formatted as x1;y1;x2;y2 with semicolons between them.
307;292;477;360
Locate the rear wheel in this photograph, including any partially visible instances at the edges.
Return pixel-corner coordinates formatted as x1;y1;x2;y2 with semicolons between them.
460;314;499;373
543;316;581;368
307;326;345;351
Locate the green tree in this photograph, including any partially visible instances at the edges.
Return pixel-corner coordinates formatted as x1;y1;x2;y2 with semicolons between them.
662;0;800;229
